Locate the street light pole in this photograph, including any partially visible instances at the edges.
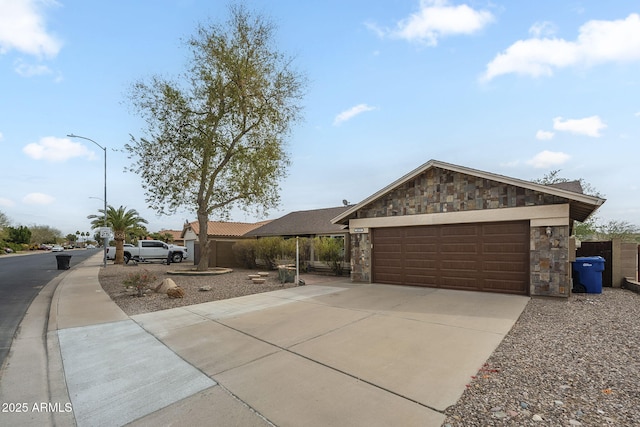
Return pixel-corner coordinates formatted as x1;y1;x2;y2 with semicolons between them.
67;134;108;268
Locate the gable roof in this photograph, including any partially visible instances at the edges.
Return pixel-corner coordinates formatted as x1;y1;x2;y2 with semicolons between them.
158;229;183;241
332;160;605;224
182;220;271;238
246;206;350;237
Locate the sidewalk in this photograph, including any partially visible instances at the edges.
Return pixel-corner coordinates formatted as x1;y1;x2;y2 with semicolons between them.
0;253;528;427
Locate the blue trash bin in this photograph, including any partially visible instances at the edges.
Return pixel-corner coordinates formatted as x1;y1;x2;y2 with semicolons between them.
572;256;605;294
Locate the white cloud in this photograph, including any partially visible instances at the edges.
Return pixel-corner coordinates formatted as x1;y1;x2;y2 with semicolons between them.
635;111;640;117
22;192;55;205
333;104;377;126
536;130;555;140
14;58;52;76
373;0;494;45
527;150;571;168
552;115;606;137
0;131;3;141
23;136;97;162
481;13;640;81
0;0;62;58
0;197;15;207
529;21;557;38
500;160;520;168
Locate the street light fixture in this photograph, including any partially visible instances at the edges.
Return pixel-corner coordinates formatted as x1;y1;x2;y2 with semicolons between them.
67;134;108;268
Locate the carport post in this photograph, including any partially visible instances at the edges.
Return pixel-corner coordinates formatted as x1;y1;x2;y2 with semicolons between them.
296;236;300;285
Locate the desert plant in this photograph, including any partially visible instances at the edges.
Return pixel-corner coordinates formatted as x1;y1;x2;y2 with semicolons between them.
255;237;284;270
232;239;258;269
122;269;157;297
314;236;345;276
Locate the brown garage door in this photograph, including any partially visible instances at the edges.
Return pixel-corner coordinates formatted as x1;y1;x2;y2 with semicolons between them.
372;221;529;294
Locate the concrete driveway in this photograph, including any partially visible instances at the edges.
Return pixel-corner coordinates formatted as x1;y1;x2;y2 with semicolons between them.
110;282;527;426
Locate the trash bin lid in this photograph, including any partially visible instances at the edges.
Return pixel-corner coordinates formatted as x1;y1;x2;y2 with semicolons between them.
575;256;604;262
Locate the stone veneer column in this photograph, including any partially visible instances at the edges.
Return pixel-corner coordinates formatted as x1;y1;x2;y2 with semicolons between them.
349;233;371;282
530;225;570;297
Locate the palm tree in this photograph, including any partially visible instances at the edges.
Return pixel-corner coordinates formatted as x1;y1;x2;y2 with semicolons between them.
88;205;148;264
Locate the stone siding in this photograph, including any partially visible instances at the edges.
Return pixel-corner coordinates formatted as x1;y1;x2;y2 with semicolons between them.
350;232;370;282
530;226;570;296
357;168;569;218
348;167;573;297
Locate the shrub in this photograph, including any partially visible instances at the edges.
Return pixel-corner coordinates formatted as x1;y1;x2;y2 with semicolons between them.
232;239;258;269
314;236;345;276
122;269;157;297
255;237;284;270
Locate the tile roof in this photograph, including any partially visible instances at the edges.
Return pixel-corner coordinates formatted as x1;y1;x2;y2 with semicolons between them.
245;206;350;237
184;220;272;238
158;229;183;240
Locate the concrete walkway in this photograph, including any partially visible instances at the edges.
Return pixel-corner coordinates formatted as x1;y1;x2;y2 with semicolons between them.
0;253;529;427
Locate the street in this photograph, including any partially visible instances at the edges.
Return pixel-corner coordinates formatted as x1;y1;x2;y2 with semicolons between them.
0;249;99;368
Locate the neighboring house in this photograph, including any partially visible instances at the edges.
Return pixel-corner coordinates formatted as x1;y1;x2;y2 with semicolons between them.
157;229;185;246
181;220;271;267
332;159;605;297
245;206;352;269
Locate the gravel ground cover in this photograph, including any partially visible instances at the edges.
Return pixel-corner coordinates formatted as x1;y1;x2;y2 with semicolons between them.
443;288;640;427
98;262;299;316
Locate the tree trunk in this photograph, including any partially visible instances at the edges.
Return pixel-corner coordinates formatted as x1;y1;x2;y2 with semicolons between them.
114;230;126;265
196;211;209;271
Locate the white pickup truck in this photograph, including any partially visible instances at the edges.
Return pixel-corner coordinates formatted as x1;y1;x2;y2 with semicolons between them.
106;240;188;264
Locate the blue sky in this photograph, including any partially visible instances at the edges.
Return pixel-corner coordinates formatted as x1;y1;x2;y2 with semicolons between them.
1;0;639;237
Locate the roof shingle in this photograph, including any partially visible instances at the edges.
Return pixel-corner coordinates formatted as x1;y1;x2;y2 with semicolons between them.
245;206;350;237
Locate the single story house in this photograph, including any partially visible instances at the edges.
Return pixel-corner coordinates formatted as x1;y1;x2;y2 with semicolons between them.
246;206;352;268
181;220;271;267
332;159;605;297
157;229;185;246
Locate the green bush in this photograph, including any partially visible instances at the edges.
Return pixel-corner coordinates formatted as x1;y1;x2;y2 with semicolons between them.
314;237;345;276
0;240;23;254
232;239;258;269
255;237;283;270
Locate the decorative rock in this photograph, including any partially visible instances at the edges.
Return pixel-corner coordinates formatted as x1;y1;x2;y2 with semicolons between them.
248;274;261;280
493;411;507;419
532;414;543;422
252;278;266;284
199;285;212;291
520;402;530;409
258;272;269;277
167;286;185;298
569;420;582;426
554;400;564;406
155;278;178;293
490;406;503;412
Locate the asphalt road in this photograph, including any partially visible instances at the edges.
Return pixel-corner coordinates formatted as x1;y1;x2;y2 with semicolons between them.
0;249;99;368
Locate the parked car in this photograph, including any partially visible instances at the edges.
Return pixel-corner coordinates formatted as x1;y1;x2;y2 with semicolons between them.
107;240;188;264
106;243;134;260
86;244;96;249
51;245;64;252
